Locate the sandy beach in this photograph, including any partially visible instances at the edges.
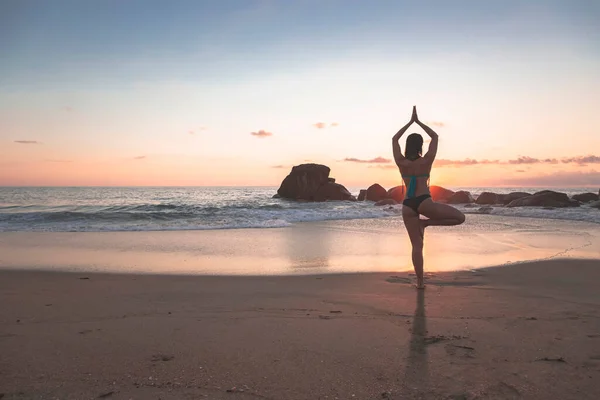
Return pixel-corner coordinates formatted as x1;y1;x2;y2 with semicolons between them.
1;258;600;399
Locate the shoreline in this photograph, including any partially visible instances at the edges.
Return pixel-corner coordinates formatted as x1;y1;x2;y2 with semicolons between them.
1;214;599;276
1;259;599;399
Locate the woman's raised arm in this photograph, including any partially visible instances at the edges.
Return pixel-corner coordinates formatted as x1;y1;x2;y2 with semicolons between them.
392;106;417;166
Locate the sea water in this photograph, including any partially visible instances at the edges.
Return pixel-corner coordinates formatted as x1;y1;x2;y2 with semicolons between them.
0;186;598;232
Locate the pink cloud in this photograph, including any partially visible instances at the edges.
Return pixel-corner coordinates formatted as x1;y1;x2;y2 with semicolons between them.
501;170;600;186
434;155;599;167
428;121;445;127
14;140;39;144
189;126;208;135
250;130;273;138
370;165;398;170
435;158;486;167
313;122;339;129
344;157;391;164
508;156;541;164
133;156;146;160
561;155;600;164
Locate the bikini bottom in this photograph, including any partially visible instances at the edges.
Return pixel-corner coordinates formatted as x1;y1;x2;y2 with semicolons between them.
402;194;431;214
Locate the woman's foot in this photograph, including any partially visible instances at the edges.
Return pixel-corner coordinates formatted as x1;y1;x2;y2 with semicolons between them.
415;277;426;289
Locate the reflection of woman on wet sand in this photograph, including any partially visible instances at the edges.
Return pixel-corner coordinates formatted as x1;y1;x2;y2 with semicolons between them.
392;106;465;289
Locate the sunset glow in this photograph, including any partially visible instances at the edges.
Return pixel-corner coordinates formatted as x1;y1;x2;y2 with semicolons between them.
2;1;599;187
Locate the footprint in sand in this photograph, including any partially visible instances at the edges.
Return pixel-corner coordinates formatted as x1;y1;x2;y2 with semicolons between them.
424;335;466;345
151;354;174;362
446;394;468;400
78;328;101;335
386;276;411;284
445;344;475;359
480;382;521;399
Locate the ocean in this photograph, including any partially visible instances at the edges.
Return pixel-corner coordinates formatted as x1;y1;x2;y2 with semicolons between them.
0;186;598;233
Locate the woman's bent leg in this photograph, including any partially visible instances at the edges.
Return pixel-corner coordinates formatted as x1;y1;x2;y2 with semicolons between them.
417;199;465;227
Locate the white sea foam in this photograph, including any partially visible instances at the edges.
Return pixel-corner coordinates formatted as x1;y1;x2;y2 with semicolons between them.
0;186;598;232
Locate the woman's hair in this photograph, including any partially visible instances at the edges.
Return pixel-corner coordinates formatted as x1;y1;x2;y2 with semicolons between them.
405;133;423;161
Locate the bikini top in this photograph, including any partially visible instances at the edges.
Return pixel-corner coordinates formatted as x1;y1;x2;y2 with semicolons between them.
402;174;430;199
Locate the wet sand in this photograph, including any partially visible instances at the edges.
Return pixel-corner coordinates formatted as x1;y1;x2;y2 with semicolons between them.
1;259;600;399
0;215;598;275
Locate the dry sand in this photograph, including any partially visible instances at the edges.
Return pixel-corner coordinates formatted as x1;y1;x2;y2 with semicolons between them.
1;259;600;399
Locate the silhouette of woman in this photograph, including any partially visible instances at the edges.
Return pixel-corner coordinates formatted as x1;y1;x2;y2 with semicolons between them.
392;106;465;288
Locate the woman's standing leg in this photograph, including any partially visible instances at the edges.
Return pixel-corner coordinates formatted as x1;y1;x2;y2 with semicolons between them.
402;206;425;289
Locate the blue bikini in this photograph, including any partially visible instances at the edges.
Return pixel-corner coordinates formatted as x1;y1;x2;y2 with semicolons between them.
402;174;431;214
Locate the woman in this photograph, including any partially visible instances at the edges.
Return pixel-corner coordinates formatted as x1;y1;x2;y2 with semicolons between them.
392;106;465;289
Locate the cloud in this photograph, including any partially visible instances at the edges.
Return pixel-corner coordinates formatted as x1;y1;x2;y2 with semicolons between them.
271;165;287;169
63;106;73;112
313;122;339;129
250;130;273;138
434;158;492;166
561;155;600;164
508;156;559;165
369;164;398;170
428;121;445;127
14;140;39;144
516;169;526;173
501;170;600;186
133;156;146;160
434;155;600;167
189;126;207;135
344;157;392;164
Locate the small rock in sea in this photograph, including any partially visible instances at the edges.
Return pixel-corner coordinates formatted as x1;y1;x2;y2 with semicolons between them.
366;184;388;201
446;190;474;204
79;277;90;280
478;206;493;214
476;191;501;205
572;193;599;203
357;189;367;201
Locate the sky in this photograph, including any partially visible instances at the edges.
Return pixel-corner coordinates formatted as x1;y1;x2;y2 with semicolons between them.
1;0;599;187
